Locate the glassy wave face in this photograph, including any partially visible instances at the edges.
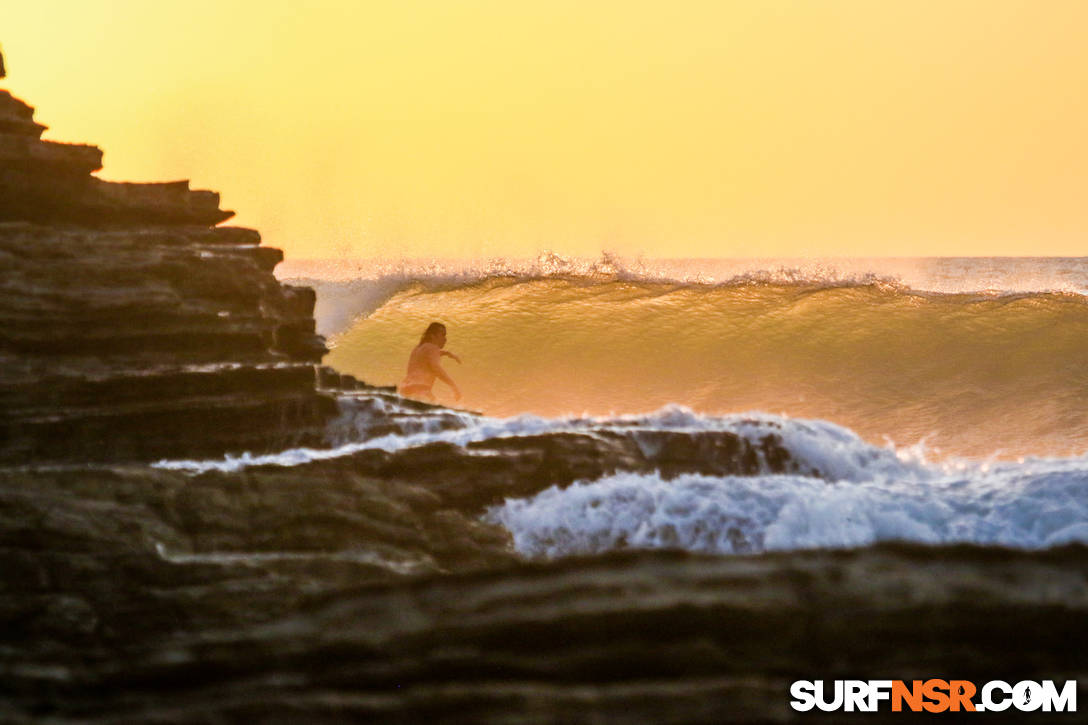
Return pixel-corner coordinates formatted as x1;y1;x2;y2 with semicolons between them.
284;256;1088;459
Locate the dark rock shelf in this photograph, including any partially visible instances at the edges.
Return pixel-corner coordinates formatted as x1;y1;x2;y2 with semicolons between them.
0;51;336;463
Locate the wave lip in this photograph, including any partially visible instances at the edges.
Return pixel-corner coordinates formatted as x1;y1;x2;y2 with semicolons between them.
282;252;1088;337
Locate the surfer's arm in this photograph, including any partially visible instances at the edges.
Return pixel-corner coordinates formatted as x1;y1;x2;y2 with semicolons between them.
427;347;462;400
441;351;461;364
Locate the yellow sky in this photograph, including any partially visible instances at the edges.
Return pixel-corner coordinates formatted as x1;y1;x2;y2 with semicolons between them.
5;1;1088;258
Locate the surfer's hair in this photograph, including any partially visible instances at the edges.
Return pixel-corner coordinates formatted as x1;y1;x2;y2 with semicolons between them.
420;322;446;344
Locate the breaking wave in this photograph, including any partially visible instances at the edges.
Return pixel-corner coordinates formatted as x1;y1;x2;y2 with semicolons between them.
296;257;1088;457
155;397;1088;556
488;461;1088;558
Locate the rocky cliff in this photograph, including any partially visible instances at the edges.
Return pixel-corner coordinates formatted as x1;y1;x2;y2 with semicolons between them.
5;49;1085;725
0;50;339;463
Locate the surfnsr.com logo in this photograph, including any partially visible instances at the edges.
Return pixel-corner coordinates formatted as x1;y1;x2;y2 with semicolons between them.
790;679;1077;713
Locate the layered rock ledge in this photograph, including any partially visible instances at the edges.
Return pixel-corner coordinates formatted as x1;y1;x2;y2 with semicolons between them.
0;51;336;463
4;49;1085;725
3;454;1086;724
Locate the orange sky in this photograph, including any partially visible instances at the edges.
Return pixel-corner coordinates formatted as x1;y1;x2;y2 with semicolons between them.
5;1;1088;258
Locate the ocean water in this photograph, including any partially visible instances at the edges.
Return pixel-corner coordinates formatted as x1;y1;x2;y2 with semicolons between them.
153;254;1088;560
26;255;1079;721
284;255;1088;458
157;401;1088;558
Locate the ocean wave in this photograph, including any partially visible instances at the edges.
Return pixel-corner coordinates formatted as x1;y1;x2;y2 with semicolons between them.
152;397;1088;555
153;403;928;480
280;253;1088;337
316;268;1088;457
287;257;913;339
487;460;1088;557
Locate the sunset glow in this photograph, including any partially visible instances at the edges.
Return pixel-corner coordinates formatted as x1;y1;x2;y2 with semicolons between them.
6;1;1088;258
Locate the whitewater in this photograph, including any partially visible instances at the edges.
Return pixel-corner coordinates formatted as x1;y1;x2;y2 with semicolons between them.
158;254;1088;561
156;401;1088;559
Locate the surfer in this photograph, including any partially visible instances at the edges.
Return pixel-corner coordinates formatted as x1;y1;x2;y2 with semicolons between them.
398;322;462;403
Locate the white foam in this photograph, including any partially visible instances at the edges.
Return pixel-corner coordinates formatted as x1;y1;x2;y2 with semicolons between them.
152;399;1088;554
487;459;1088;557
152;404;921;478
152;411;559;473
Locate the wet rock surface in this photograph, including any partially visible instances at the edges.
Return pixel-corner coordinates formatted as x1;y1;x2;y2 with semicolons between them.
284;426;802;513
2;457;1085;724
2;444;1086;723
